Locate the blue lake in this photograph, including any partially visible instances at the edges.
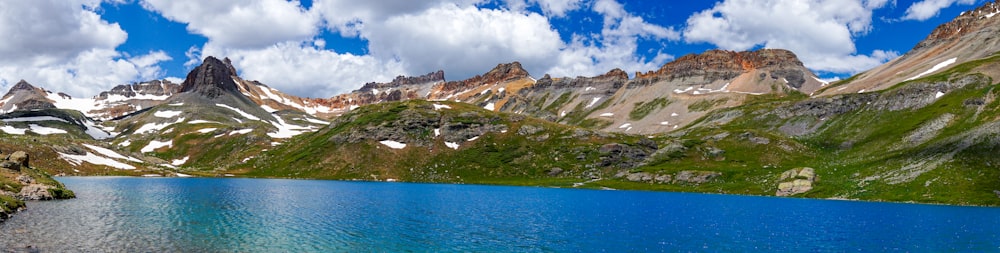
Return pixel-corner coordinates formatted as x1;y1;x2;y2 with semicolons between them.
1;177;999;251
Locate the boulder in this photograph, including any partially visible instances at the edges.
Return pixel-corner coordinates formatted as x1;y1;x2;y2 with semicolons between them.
776;179;813;196
18;184;53;200
0;161;19;171
546;167;564;176
776;167;817;196
626;172;653;182
8;151;28;168
16;175;34;184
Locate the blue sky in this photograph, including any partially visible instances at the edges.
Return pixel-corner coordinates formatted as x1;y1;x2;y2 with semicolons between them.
0;0;987;98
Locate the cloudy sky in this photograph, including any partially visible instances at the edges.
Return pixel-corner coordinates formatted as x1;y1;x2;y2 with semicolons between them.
0;0;985;98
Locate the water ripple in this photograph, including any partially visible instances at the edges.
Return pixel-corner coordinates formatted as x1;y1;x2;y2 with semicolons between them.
1;177;1000;252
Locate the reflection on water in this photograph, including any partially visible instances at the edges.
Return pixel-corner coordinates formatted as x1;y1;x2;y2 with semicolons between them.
1;177;999;251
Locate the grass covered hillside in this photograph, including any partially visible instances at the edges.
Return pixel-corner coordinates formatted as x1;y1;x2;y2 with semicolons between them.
241;100;663;186
238;53;1000;206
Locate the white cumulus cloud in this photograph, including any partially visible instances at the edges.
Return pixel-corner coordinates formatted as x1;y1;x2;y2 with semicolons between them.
901;0;978;21
141;0;319;48
200;41;405;98
683;0;898;74
0;0;172;97
165;0;678;97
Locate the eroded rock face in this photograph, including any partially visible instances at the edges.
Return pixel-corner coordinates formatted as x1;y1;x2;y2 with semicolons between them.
636;49;804;83
598;139;657;169
776;167;817;196
96;80;181;100
438;62;530;93
180;56;241;98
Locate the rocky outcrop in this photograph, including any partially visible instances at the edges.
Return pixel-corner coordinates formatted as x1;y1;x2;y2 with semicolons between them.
357;71;445;93
17;184;53;200
776;167;816;196
96;80;181;100
618;170;721;184
0;151;29;171
180;56;241;98
636;49;805;83
438;62;530;93
598;139;657;169
674;170;722;184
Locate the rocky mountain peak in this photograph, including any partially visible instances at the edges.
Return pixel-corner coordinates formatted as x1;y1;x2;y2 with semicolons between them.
483;61;530;82
438;62;531;93
356;70;446;93
10;80;37;91
180;56;241;98
97;80;181;100
913;0;1000;51
1;80;55;112
599;68;629;80
637;49;804;81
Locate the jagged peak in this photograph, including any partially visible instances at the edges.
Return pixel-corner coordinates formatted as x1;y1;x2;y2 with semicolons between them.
10;80;37;91
180;56;241;98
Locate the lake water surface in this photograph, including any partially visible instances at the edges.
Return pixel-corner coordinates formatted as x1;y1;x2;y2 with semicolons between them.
1;177;999;251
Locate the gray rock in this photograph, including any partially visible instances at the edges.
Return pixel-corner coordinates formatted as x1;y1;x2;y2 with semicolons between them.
673;170;721;184
18;184;53;200
0;161;19;171
654;174;672;183
16;175;34;184
776;179;813;196
546;167;564;176
518;125;543;136
705;147;725;158
598;142;656;169
8;151;28;168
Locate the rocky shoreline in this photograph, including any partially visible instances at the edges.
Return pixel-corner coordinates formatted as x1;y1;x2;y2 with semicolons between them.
0;150;76;222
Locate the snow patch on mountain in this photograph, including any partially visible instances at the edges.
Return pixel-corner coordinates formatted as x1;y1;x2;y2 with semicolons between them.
1;116;69;123
83;144;142;163
141;140;173;153
0;125;26;134
27;124;67;135
154;110;183;118
380;140;406;149
216;104;261;121
58;152;136;170
907;58;958;81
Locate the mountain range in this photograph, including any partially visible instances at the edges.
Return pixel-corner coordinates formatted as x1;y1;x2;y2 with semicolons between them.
2;0;1000;206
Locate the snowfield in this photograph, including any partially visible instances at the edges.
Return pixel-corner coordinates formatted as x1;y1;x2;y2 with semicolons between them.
380;140;407;149
58;152;136;170
154;110;183;118
141;140;173;153
907;58;957;81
